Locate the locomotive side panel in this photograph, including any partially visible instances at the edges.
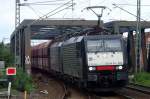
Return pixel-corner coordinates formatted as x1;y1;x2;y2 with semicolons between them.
62;36;84;79
50;42;62;73
63;43;82;78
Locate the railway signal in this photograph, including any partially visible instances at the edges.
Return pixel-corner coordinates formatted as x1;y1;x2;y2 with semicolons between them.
6;67;16;76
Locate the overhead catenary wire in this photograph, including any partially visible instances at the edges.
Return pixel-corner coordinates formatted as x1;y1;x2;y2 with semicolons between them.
46;4;75;18
112;3;149;22
28;0;73;26
27;6;43;18
20;3;73;6
114;3;150;6
97;0;107;4
26;0;67;4
35;0;72;18
20;0;69;6
20;1;71;18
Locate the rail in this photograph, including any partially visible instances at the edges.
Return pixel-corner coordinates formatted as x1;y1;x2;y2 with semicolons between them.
126;83;150;95
61;82;68;99
116;92;135;99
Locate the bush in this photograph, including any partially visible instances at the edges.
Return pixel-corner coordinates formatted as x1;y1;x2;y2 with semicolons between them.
0;43;35;92
0;68;35;92
132;72;150;87
0;42;14;67
12;68;35;93
0;69;8;88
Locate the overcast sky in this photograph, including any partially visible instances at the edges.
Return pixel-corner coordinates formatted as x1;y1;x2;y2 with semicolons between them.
0;0;150;43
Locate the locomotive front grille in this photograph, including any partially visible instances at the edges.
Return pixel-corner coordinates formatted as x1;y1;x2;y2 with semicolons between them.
98;73;115;87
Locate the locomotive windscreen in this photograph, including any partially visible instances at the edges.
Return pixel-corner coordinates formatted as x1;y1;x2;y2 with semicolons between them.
86;38;123;66
87;39;121;52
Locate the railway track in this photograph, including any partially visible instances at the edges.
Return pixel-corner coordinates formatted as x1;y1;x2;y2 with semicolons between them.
64;80;150;99
115;83;150;99
116;92;135;99
32;70;132;99
127;83;150;94
86;83;150;99
61;81;130;99
32;69;150;99
88;93;130;99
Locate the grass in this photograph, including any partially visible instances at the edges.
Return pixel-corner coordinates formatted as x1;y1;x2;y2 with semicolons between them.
131;72;150;87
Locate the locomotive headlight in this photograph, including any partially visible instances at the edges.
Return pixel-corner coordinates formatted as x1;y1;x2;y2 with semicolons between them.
118;66;123;70
116;66;123;70
89;67;96;71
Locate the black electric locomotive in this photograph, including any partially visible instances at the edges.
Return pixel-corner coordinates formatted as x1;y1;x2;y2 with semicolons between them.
31;28;128;91
61;35;128;91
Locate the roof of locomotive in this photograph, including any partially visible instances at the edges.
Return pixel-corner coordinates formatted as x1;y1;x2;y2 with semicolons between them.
63;36;84;45
83;34;123;40
51;42;62;48
62;34;123;46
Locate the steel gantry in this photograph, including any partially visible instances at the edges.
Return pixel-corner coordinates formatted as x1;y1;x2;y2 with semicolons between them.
15;0;21;28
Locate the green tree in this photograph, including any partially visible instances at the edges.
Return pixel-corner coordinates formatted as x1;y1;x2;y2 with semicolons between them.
0;42;14;67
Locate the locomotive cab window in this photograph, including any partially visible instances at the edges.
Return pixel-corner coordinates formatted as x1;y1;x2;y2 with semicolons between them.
87;39;122;52
87;40;103;52
104;39;121;51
